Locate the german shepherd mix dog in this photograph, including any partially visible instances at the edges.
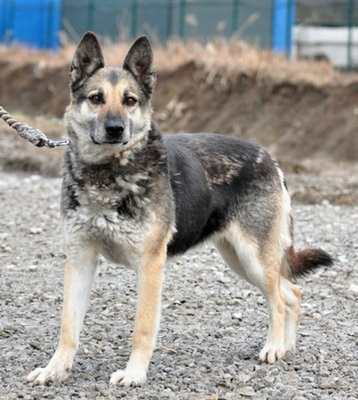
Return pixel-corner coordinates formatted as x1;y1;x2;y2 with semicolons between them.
27;33;333;386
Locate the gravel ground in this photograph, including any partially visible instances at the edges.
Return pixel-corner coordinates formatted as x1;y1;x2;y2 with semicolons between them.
0;173;357;400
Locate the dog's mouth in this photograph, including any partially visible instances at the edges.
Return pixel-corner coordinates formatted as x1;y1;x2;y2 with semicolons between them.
90;135;128;146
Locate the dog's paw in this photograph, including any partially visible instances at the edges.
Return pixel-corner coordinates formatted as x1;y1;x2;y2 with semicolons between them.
110;368;147;387
259;345;286;364
26;366;69;385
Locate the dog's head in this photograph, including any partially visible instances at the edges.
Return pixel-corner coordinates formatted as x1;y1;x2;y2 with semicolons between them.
66;32;156;164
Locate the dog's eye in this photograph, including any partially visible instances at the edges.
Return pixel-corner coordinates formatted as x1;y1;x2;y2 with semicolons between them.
88;94;103;105
124;97;137;107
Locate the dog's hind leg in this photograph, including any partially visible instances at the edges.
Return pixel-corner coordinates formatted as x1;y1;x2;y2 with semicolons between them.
257;275;286;363
27;242;99;385
280;277;301;353
214;231;287;363
110;226;171;387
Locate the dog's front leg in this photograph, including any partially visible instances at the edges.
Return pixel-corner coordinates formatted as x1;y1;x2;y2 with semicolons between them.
110;231;169;387
27;243;98;385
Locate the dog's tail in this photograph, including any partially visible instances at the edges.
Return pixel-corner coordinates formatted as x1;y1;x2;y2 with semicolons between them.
287;247;333;278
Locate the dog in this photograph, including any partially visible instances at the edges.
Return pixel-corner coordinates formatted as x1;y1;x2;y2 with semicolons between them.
26;32;333;386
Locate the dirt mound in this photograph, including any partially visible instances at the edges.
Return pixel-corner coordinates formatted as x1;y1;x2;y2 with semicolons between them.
154;61;358;165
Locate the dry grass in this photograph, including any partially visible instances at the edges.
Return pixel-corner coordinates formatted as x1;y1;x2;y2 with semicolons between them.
0;38;355;87
154;39;342;87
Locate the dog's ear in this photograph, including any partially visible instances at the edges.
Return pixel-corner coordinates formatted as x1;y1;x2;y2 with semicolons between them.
70;32;104;90
123;36;156;96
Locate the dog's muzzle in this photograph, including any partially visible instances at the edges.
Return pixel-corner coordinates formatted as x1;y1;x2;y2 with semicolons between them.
91;120;129;145
105;120;125;142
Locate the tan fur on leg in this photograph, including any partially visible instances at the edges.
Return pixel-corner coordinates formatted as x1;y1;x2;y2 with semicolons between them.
110;225;171;386
27;244;98;385
280;277;301;353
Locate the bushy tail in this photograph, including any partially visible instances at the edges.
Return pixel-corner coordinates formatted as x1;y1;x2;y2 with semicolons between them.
288;247;333;278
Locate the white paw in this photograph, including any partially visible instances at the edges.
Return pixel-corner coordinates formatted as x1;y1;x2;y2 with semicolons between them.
26;366;69;385
110;368;147;387
259;345;285;364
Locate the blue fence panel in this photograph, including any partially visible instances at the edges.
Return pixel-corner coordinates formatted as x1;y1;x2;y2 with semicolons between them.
0;0;11;43
272;0;295;55
0;0;61;50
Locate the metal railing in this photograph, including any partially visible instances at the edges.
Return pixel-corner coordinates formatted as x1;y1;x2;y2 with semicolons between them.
61;0;282;50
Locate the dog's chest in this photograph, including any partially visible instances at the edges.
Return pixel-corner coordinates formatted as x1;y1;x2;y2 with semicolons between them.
65;175;155;265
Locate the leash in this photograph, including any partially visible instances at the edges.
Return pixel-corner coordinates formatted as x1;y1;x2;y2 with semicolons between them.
0;106;70;148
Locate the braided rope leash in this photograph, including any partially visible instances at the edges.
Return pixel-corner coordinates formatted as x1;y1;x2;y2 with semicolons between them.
0;106;70;148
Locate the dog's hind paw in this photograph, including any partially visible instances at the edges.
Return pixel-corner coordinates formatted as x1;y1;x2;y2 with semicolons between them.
26;366;69;385
110;368;147;387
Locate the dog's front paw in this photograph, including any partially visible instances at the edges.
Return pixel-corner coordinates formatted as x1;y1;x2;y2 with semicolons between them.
110;367;147;387
26;366;69;385
259;344;285;364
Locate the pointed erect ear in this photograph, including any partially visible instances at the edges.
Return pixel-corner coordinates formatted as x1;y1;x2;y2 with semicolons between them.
123;36;156;96
70;32;104;90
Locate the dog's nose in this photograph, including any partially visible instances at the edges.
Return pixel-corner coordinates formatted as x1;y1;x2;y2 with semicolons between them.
105;120;125;138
